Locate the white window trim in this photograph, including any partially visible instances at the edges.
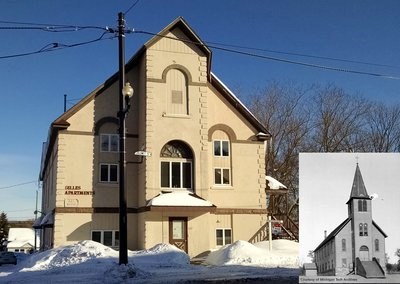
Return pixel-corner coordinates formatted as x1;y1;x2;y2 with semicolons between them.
160;159;192;190
213;167;231;186
91;230;119;248
213;140;230;157
100;134;119;153
99;163;119;183
216;228;232;247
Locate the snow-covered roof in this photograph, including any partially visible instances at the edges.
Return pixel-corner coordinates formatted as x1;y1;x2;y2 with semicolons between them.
265;176;287;190
8;228;35;242
7;228;37;249
41;211;54;226
7;240;33;248
147;191;215;207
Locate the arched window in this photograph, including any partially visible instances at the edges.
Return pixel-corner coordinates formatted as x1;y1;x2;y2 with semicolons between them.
375;239;379;251
342;239;346;251
358;200;363;211
359;223;364;236
212;130;232;186
364;223;368;236
160;141;193;191
165;69;188;115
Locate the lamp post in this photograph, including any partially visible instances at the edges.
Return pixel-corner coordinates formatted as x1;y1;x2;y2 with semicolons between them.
117;11;134;265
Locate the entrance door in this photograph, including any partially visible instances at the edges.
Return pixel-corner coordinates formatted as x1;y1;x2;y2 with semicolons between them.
169;217;188;253
359;245;369;261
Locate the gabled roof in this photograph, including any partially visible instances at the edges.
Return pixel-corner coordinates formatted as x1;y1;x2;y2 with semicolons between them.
373;220;388;238
314;218;388;252
40;17;270;179
347;163;370;204
314;218;351;252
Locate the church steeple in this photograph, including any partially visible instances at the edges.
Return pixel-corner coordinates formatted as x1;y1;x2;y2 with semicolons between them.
347;163;370;204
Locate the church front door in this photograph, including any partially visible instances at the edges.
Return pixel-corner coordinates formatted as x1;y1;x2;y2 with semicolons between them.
359;245;369;261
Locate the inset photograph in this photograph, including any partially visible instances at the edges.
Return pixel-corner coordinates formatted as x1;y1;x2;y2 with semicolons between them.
299;153;400;283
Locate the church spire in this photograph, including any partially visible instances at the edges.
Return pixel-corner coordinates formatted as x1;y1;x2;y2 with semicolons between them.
347;163;369;203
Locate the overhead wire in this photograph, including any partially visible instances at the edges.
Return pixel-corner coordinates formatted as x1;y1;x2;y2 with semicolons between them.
0;19;399;79
134;30;400;80
0;181;37;190
125;0;141;15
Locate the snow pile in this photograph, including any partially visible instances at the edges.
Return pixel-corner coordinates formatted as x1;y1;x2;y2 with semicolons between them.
21;240;118;271
205;239;299;268
131;243;190;267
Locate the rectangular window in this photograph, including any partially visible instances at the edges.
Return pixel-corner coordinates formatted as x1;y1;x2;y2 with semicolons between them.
342;258;347;268
214;168;230;185
216;229;232;246
161;162;170;187
214;140;229;156
100;164;118;183
100;134;119;152
91;230;119;247
161;161;192;190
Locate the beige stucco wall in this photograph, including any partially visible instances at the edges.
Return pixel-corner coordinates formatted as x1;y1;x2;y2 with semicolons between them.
41;20;268;256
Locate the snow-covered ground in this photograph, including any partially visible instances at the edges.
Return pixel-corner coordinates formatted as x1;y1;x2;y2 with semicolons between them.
0;239;299;283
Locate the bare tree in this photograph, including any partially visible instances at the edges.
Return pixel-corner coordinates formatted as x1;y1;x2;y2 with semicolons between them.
361;102;400;152
249;81;311;201
310;85;370;152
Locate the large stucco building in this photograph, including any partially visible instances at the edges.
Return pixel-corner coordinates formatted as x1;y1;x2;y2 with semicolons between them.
37;17;271;257
314;163;387;278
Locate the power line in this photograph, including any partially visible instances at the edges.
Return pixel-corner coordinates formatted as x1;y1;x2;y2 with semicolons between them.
0;181;37;190
125;0;141;15
134;30;400;80
0;31;115;60
205;40;399;69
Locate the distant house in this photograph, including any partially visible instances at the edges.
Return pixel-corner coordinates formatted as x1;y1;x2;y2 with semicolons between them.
314;163;387;278
38;17;271;257
7;228;39;253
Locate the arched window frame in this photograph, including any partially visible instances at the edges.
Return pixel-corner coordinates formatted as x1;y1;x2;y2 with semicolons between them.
160;141;193;191
375;239;379;251
342;238;346;251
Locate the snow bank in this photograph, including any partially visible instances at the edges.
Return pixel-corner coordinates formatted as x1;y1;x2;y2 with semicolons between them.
130;243;190;267
205;240;299;268
21;240;118;271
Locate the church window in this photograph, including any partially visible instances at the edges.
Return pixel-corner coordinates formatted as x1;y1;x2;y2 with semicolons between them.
160;141;193;191
359;223;368;236
342;239;346;251
358;200;367;212
375;239;379;251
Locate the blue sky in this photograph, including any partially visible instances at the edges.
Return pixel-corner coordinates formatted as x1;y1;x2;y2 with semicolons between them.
1;0;400;220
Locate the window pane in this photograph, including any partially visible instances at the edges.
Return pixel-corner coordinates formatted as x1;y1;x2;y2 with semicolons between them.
172;220;185;239
100;165;108;182
161;162;170;187
223;169;230;184
110;165;118;182
216;229;223;246
110;135;119;152
214;141;221;156
225;229;232;244
222;141;229;156
172;162;181;188
363;200;367;212
215;169;221;184
92;231;101;243
101;135;109;152
182;162;191;189
358;200;362;211
115;231;120;247
103;231;112;246
364;224;368;236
